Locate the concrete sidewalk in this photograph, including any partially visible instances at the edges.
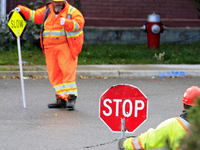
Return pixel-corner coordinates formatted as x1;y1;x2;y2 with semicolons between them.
0;64;200;78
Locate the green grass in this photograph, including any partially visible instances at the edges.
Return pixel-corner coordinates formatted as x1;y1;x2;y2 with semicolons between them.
1;41;200;65
0;41;46;65
79;42;200;64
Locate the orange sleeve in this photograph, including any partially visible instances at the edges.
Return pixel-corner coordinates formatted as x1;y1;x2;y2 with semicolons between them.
64;9;85;32
17;5;46;24
17;5;32;21
34;6;46;24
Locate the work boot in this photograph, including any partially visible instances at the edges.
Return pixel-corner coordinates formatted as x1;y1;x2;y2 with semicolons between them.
67;94;76;110
48;94;67;108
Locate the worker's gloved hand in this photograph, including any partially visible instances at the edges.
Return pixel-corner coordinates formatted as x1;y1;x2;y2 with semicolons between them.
118;138;126;150
14;7;20;12
60;18;65;26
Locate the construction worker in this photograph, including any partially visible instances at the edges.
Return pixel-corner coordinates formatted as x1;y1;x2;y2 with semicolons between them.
13;0;85;110
118;85;200;150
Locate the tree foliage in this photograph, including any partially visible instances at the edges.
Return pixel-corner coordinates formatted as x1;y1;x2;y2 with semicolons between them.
180;98;200;150
25;0;44;40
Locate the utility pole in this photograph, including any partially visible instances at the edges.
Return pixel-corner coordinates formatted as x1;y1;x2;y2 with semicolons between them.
0;0;6;28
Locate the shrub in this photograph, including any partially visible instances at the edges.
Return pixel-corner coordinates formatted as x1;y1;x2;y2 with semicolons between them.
0;0;47;49
180;98;200;150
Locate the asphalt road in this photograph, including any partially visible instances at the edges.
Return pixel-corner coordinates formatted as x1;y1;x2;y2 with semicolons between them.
0;77;199;150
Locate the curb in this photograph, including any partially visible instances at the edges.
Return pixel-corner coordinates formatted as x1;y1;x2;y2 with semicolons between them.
0;65;200;78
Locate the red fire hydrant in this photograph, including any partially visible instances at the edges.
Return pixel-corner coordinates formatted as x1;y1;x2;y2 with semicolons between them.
141;12;166;49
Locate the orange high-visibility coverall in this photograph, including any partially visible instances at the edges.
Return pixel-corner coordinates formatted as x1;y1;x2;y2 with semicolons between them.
18;2;85;100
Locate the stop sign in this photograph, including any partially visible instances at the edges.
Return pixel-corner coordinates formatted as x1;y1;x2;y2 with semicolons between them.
99;84;148;133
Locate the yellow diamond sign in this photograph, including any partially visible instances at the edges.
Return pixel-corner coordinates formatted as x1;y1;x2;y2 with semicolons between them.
8;10;27;38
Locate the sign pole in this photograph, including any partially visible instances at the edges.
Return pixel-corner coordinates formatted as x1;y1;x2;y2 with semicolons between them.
17;29;26;108
121;118;125;138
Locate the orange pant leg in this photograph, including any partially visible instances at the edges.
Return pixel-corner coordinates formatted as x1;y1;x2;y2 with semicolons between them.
45;43;78;100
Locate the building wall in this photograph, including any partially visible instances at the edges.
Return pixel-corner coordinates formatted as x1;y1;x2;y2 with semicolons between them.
7;0;200;27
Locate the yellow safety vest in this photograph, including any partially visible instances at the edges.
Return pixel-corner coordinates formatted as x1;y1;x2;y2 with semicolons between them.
124;117;191;150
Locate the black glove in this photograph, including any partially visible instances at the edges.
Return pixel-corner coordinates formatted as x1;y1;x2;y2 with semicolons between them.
118;138;126;149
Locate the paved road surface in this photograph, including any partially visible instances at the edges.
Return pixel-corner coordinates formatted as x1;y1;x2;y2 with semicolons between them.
0;77;199;150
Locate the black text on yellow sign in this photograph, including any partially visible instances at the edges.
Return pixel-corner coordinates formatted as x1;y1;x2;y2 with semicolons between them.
9;20;24;28
8;10;27;37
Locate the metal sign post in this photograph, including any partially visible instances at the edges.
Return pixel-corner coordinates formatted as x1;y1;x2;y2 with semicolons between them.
121;118;125;138
17;29;26;108
7;10;27;108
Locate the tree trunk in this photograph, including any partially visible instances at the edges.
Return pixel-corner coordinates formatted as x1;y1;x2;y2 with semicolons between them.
73;0;83;13
191;0;200;18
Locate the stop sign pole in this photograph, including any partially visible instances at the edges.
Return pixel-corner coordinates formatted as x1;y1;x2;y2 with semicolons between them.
121;118;125;138
99;84;148;134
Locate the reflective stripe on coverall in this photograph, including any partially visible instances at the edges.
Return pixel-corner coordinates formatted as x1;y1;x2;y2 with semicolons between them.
18;2;85;100
124;117;191;150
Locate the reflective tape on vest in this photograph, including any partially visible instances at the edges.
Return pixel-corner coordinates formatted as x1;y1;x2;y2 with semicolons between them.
43;29;83;38
131;136;145;150
28;10;35;22
67;5;80;32
68;5;75;15
51;31;65;37
66;29;83;38
175;117;191;135
42;30;65;37
73;20;80;32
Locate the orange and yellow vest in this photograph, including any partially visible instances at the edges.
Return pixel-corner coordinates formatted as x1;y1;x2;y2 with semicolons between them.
18;2;84;59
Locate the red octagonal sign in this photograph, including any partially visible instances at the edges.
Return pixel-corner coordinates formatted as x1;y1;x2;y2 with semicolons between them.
99;84;148;133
